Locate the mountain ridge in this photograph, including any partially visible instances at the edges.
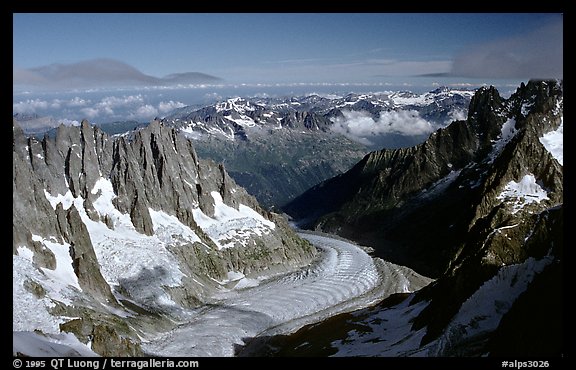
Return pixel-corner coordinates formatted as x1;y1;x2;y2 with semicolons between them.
279;79;563;356
13;119;316;355
162;87;474;208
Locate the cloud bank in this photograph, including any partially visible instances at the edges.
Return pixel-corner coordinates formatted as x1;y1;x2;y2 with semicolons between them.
451;19;562;79
14;58;221;90
13;94;187;122
331;110;434;145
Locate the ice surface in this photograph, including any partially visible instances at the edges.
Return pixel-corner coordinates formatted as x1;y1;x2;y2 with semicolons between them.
331;297;430;357
425;255;554;356
32;176;432;357
142;234;383;357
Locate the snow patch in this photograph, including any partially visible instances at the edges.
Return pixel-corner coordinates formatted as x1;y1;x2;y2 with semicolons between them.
332;252;554;357
17;246;34;261
489;118;517;162
149;208;201;244
497;174;549;214
331;296;430;357
39;238;82;291
224;114;256;127
418;170;461;200
13;331;99;357
44;178;189;312
427;254;554;356
13;254;65;333
521;101;534;116
191;191;275;250
44;189;76;210
539;119;563;166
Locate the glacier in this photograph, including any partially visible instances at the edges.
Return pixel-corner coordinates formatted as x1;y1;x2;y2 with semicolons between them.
142;233;431;356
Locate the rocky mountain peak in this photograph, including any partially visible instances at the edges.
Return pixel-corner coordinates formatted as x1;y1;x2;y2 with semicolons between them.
466;85;506;150
285;79;562;274
13;118;317;355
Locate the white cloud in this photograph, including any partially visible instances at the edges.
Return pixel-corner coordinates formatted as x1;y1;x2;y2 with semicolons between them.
97;95;144;109
67;97;89;107
158;100;186;114
129;104;158;120
445;109;467;124
80;107;100;119
331;110;433;145
50;99;63;109
13;99;49;113
77;95;147;119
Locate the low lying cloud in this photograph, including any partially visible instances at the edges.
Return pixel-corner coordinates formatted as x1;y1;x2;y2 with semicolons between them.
13;93;187;122
451;19;563;79
79;107;100;119
80;95;146;119
13;97;94;114
331;110;433;145
158;101;186;114
129;105;159;120
13;99;49;113
445;109;467;124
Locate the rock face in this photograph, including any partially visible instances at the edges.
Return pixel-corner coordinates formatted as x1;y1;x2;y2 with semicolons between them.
284;80;563;355
13;119;317;356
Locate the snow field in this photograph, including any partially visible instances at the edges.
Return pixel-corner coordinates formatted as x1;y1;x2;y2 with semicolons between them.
539;118;563;166
192;191;275;250
497;174;549;214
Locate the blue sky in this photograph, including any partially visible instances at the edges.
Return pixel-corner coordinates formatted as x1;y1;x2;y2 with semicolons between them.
12;13;563;123
13;13;563;87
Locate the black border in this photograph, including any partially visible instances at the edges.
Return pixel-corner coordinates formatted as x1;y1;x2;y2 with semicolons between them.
9;4;569;366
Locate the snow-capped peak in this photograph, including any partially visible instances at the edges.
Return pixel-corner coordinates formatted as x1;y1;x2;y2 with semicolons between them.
215;97;261;114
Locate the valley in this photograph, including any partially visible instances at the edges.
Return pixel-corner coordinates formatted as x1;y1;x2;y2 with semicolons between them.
142;233;431;357
13;80;563;358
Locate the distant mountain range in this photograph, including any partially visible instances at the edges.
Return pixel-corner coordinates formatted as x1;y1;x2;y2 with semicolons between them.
162;87;474;207
12;87;475;209
13;58;221;90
